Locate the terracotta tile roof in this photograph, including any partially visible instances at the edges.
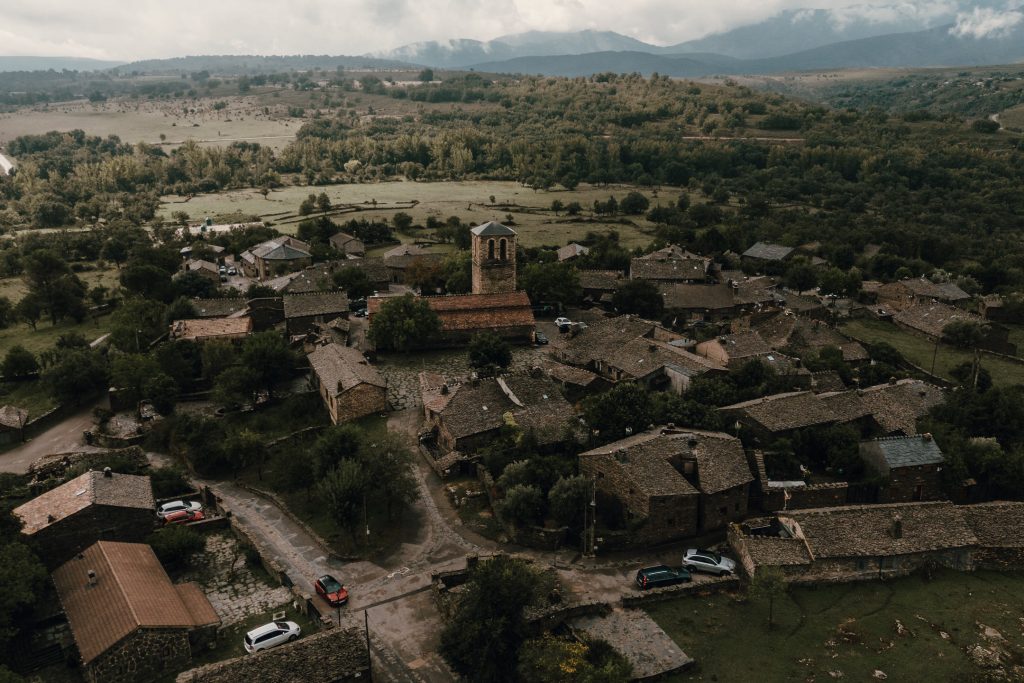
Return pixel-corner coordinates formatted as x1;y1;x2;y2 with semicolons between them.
15;471;154;536
53;542;218;664
283;292;350;319
742;242;793;261
782;501;976;558
307;344;385;398
580;428;751;497
0;404;28;429
170;317;252;341
660;283;735;311
578;270;624;291
368;292;535;333
175;626;368;683
960;502;1024;548
860;435;944;469
190;298;248;318
893;301;985;339
720;391;837;433
174;583;220;627
858;379;944;435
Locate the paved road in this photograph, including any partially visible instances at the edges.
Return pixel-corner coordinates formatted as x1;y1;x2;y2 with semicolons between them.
0;402;103;474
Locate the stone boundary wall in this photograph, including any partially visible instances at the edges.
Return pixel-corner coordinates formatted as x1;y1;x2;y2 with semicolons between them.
620;575;740;607
525;600;610;634
23;403;75;440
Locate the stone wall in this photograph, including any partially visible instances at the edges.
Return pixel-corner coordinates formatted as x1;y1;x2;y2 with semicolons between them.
86;628;191;683
777;549;973;585
621;575;740;607
334;383;387;424
761;482;849;512
973;547;1024;571
29;447;148;482
34;505;156;570
882;464;944;504
700;484;749;533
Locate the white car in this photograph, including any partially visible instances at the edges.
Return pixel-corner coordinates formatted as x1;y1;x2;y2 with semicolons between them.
554;317;572;331
243;621;301;653
156;500;202;519
682;548;737;576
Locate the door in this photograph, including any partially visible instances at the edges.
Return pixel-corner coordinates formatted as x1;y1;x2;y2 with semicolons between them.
913;485;923;501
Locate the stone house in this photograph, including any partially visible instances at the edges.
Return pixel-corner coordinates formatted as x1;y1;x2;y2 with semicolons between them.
719;391;840;443
53;541;219;683
856;379;945;436
307;343;387;424
329;231;365;257
239;236;312;280
189;298;247;319
630;245;713;284
741;242;794;265
557;316;725;393
421;373;578;454
860;434;945;503
368;291;536;347
754;313;869;364
180;259;220;283
557;242;589;262
579;427;754;543
728;501;977;583
174;626;369;683
169;317;252;343
877;278;970;312
283;292;350;336
542;360;611;400
659;283;737;322
979;294;1023;324
961;501;1024;570
14;470;155;569
0;404;28;446
695;331;774;368
892;301;1015;355
578;269;624;306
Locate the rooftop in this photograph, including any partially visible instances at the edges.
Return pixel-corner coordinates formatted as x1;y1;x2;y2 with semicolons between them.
557;243;590;261
247;236;312;261
631;246;711;282
307;344;385;398
170;317;252;341
701;331;772;360
860;434;945;469
659;283;735;311
743;242;794;261
369;291;535;333
578;269;624;291
15;471;154;535
720;391;837;433
190;298;247;318
53;541;218;664
960;501;1024;548
283;291;350;319
470;221;516;237
893;301;986;339
858;379;944;435
0;404;28;429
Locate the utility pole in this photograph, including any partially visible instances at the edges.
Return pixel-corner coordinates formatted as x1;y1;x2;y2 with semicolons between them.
364;609;372;679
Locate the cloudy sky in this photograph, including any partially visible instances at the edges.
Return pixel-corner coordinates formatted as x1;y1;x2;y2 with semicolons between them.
0;0;1016;61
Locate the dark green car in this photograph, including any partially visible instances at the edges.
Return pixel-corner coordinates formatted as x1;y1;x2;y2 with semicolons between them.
635;565;692;590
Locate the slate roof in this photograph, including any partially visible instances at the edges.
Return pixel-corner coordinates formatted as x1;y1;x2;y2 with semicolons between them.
755;314;868;362
307;344;385;398
557;243;589;261
52;541;218;664
329;231;363;253
720;392;837;433
818;390;873;423
701;331;772;361
659;283;735;311
960;502;1024;548
384;252;446;271
858;379;944;435
331;258;392;285
544;361;603;388
383;243;430;259
860;435;944;469
742;536;813;567
734;277;780;306
183;259;219;274
782;501;976;558
578;270;624;291
248;236;311;261
283;292;350;319
743;242;793;261
0;405;28;429
580;427;752;497
175;626;368;683
630;246;710;282
893;301;985;339
190;298;247;318
369;292;535;333
471;221;517;236
15;471;154;535
889;278;970;302
434;374;575;444
170;317;252;341
810;371;847;394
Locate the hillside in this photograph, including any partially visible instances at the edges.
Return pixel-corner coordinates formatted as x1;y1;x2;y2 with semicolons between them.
0;56;124;72
121;54;415;74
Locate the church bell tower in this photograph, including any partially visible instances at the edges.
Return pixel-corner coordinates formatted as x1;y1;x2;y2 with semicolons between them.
470;221;517;295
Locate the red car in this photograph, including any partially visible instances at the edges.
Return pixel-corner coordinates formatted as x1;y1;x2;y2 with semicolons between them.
315;575;348;606
163;509;205;525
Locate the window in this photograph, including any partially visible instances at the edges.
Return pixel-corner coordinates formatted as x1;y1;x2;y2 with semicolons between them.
488;239;495;259
499;238;507;260
719;506;728;516
855;558;868;571
879;556;896;570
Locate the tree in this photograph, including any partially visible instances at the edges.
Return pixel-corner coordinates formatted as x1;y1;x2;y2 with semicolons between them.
299;194;316;216
392;212;414;231
147;526;205;569
110;355;163;404
498;484;544;528
783;260;818;293
517;636;632;683
241;331;294;397
548;475;591;532
418;68;434;82
367;293;442;351
943;321;986;349
165;297;199;327
317;459;370;541
311;424;364;478
519;262;582;308
213;366;260;406
14;294;42;330
223;429;267;479
582;383;653;444
439;555;542;681
748;566;788;629
201;340;236;380
468;331;512;375
21;250;87;324
611;279;664;319
0;541;48;652
619;191;650;215
316;192;332;214
0;296;11;329
2;346;38;379
333;268;373;299
42;349;108;406
362;433;419;519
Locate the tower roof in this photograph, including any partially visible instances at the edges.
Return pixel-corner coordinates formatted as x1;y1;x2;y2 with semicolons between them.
471;221;516;237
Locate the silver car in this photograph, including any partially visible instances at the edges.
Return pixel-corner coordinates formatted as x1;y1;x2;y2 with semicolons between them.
156;500;202;519
682;548;737;576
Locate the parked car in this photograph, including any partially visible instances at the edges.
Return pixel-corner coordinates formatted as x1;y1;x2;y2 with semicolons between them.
243;621;301;653
228;266;237;275
218;265;227;274
554;316;572;332
571;321;589;331
354;308;368;318
682;548;737;576
314;574;349;606
156;500;202;519
635;565;692;590
349;298;367;312
163;509;205;525
534;331;549;345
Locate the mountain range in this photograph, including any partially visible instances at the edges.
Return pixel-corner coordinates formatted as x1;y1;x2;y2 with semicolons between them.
0;56;124;72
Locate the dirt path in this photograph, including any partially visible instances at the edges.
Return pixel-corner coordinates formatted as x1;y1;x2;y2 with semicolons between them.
0;402;104;474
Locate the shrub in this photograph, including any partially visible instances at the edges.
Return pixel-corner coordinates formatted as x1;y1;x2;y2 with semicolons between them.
147;526;205;569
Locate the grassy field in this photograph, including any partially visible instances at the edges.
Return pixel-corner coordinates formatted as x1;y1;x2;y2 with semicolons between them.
0;314;110;357
841;318;1024;387
0;380;57;418
999;103;1024;131
161;180;669;250
0;266;121;305
650;569;1024;682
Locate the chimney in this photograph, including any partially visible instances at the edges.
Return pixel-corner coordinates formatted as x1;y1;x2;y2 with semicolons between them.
440;384;449;395
890;512;903;539
47;514;55;523
86;569;97;587
615;449;629;464
922;433;932;441
888;376;898;385
103;467;112;478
